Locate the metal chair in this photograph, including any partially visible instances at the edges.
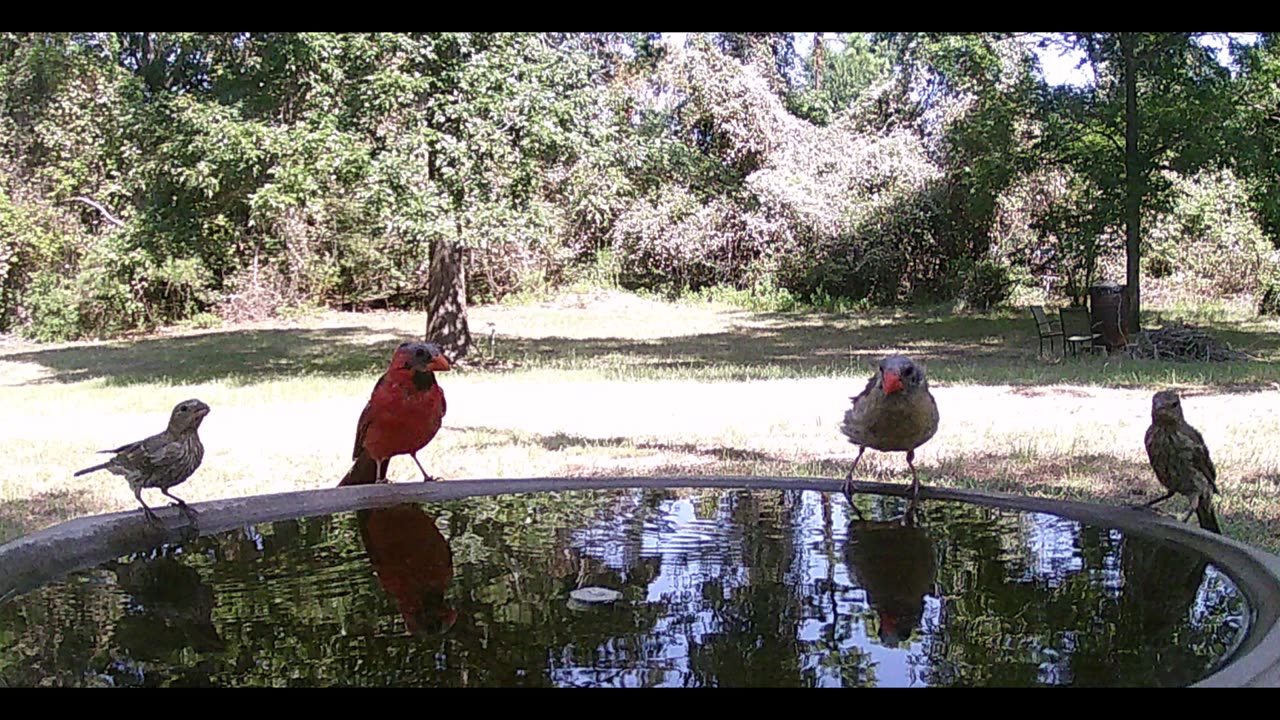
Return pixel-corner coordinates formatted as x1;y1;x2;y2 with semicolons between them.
1030;306;1063;356
1060;307;1103;357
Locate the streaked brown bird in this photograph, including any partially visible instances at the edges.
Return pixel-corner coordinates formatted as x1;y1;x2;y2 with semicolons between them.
840;355;939;502
1143;390;1222;534
74;399;210;522
843;498;938;648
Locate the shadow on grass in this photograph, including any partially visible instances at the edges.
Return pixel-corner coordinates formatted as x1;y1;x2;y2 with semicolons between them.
1;327;406;388
457;426;786;464
479;307;1280;387
0;488;103;545
4;307;1279;389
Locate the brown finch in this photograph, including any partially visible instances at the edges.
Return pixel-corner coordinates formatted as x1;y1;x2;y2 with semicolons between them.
75;399;210;522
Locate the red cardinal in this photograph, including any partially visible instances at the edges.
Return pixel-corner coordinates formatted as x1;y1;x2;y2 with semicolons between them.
357;504;458;636
339;341;449;486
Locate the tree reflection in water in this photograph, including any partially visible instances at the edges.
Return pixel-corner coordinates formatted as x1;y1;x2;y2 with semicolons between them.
0;488;1251;687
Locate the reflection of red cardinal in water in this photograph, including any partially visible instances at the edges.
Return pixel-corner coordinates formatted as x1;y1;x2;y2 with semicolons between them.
339;341;449;486
358;504;458;636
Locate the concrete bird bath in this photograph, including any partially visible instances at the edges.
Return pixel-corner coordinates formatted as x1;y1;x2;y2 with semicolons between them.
1;477;1277;687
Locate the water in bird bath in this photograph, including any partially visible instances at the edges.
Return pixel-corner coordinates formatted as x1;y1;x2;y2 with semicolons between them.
0;488;1250;687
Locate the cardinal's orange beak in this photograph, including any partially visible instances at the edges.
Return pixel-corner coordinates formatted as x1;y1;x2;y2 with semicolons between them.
428;355;451;372
882;371;903;395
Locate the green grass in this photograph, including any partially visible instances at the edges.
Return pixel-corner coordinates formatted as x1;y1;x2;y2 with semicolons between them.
1;288;1277;553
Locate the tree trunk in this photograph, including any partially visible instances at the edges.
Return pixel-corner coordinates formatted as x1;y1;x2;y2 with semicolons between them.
1122;32;1142;335
813;33;825;91
425;228;472;361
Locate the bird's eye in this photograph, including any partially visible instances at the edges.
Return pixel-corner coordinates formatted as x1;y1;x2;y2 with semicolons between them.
902;367;914;377
416;348;426;357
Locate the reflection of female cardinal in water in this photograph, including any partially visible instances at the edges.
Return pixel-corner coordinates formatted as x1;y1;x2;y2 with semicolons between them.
843;500;938;648
357;504;458;636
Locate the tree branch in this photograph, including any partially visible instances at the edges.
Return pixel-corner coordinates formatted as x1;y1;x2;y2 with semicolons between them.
68;196;125;228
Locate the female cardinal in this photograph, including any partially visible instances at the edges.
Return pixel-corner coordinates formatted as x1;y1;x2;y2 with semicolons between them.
342;341;449;485
1143;390;1221;534
840;355;939;502
74;399;210;521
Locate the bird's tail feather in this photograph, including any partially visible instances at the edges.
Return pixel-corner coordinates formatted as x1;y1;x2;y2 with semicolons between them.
1196;496;1222;535
339;452;381;487
74;462;110;477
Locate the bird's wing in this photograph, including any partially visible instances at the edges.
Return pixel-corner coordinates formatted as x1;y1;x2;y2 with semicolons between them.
105;431;171;470
353;374;389;460
1149;423;1218;495
1144;424;1172;485
849;373;879;406
1180;423;1219;492
144;435;188;468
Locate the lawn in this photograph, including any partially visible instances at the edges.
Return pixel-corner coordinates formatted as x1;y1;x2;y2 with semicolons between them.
1;288;1278;551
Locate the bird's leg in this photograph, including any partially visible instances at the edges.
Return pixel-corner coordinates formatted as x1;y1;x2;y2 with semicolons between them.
1142;490;1177;508
134;486;160;524
376;459;390;483
906;450;922;500
161;488;199;520
411;452;436;483
1181;494;1200;524
842;447;868;500
902;491;921;527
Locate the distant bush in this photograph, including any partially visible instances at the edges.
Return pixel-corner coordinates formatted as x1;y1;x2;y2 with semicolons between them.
952;257;1015;311
1145;170;1277;297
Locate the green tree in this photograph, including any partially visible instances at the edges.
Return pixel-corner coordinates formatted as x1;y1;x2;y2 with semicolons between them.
787;34;892;126
1228;33;1280;241
1033;33;1235;332
359;33;614;359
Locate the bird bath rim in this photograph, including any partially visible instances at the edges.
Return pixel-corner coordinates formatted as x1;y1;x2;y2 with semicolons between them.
2;475;1277;688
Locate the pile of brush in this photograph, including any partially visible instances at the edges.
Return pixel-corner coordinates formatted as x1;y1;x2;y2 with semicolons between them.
1131;322;1247;362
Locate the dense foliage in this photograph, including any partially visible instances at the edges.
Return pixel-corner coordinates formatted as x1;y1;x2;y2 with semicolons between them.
0;32;1275;344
